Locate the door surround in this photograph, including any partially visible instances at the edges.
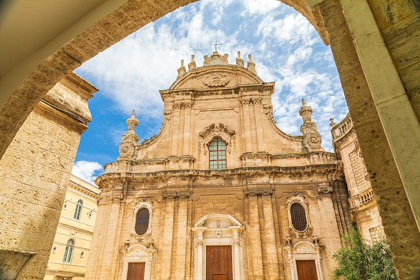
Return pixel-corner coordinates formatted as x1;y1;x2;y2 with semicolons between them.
192;214;244;280
284;241;324;280
121;244;155;280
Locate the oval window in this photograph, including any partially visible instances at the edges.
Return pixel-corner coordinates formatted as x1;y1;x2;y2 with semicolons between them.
290;203;308;231
135;208;150;235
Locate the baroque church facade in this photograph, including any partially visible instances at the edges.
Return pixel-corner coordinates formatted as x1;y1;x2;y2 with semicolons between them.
86;51;353;280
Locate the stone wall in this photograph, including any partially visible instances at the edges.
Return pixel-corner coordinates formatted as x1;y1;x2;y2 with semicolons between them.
0;73;96;279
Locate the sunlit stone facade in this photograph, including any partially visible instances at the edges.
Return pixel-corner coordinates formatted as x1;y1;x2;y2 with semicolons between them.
86;52;352;280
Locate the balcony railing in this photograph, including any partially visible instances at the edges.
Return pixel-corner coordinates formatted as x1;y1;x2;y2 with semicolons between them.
349;188;375;211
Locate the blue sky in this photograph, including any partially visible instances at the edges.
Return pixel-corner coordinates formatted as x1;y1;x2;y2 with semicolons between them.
72;0;348;184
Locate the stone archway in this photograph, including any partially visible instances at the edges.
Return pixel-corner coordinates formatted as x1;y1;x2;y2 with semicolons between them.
1;0;420;279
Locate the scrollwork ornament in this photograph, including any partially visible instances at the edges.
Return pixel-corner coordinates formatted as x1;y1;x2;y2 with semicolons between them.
119;143;135;158
203;73;230;87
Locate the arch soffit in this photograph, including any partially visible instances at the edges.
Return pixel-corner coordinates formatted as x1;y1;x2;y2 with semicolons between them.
194;213;242;228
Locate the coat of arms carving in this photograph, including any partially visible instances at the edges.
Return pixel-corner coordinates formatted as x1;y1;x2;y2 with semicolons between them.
203;73;230;87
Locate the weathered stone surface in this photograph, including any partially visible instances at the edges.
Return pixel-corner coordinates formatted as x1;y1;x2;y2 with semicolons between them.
0;74;96;279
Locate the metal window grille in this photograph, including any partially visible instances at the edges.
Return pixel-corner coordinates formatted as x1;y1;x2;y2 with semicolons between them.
73;199;83;220
290;203;307;231
209;138;227;170
135;208;150;235
63;239;74;263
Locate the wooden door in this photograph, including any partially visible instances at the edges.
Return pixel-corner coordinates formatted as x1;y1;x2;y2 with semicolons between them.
296;260;318;280
126;262;145;280
206;245;233;280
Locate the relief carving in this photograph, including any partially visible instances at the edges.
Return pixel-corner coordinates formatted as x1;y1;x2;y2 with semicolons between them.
199;123;235;155
203;73;231;87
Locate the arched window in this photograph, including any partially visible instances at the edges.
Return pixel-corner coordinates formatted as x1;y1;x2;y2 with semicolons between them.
63;239;74;263
135;208;150;235
209;138;227;169
73;199;83;220
290;203;308;232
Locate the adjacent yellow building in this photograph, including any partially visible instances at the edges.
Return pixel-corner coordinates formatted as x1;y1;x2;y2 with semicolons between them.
44;175;100;280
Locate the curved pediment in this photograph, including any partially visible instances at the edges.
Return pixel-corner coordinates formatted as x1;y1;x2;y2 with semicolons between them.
169;65;264;91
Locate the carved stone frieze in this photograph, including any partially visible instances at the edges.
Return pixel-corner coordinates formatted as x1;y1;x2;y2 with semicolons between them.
203;73;230;87
245;187;274;196
163;191;191;199
317;184;333;194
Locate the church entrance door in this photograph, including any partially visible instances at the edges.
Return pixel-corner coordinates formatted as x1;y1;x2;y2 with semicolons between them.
296;260;318;280
126;262;145;280
206;245;233;280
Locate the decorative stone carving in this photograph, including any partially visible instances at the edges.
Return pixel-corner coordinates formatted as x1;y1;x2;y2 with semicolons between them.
177;59;186;77
215;229;223;238
203;51;229;66
245;187;274;196
236;51;244;67
199;123;235;155
247;54;257;74
188;55;196;70
317;184;333;194
299;99;324;152
312;235;320;247
285;235;292;246
163;191;191;199
203;73;231;87
119;110;139;160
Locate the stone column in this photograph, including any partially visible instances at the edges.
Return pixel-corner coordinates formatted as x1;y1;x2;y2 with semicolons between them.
261;196;280;279
253;98;266;152
159;198;175;279
172;198;188;279
315;0;420;277
170;104;181;156
99;198;122;279
183;102;193;155
340;0;420;229
241;98;253;153
247;196;264;279
193;228;206;280
231;226;242;280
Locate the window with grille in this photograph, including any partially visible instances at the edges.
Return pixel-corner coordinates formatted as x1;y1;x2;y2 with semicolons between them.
73;199;83;220
63;239;74;263
135;208;150;235
209;138;227;169
290;203;308;231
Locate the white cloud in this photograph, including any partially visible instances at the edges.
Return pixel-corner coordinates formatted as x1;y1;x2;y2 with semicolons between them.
72;161;103;185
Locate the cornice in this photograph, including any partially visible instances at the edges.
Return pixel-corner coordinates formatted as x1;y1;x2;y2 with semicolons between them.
96;164;344;186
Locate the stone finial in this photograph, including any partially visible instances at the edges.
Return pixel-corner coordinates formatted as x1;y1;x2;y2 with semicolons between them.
188;55;196;70
247;54;257;74
299;98;313;123
330;118;336;127
177;59;186;77
299;99;324;152
236;51;244;67
126;110;139;131
119;110;139;159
